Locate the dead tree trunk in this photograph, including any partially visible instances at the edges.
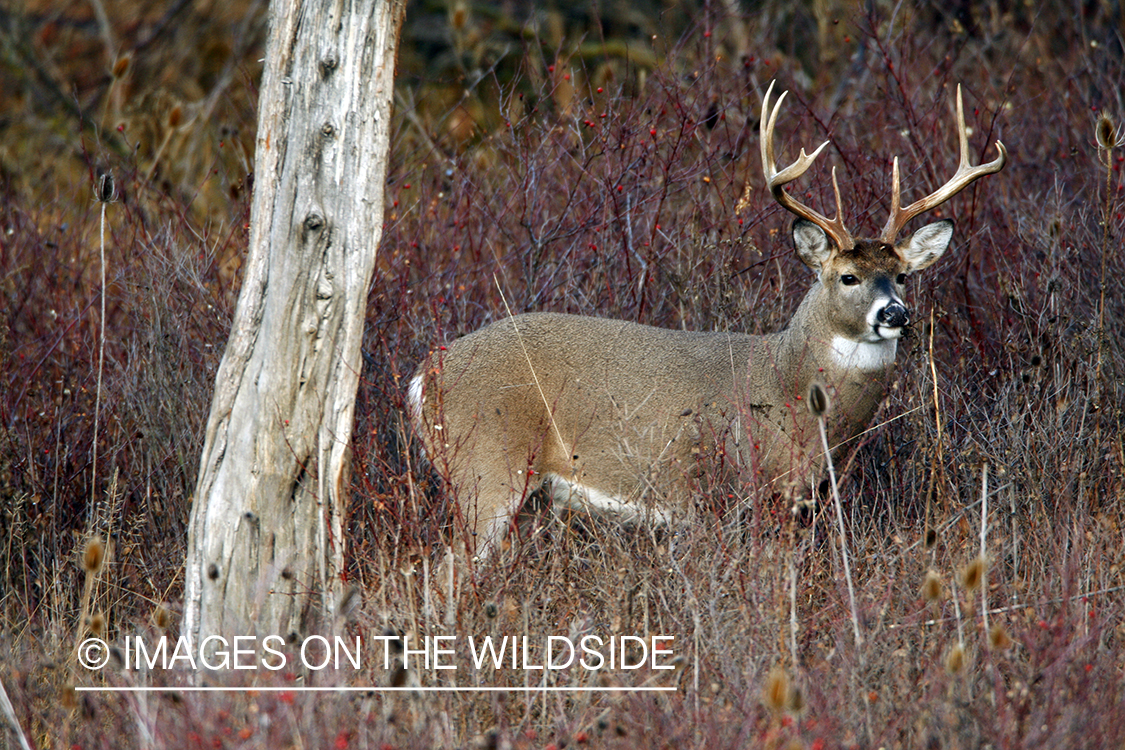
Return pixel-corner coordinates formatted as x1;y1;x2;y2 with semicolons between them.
183;0;405;644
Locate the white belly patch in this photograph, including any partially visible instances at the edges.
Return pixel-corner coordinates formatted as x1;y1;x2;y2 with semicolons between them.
545;475;673;525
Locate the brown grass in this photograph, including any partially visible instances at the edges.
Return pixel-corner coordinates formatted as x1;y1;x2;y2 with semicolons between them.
2;1;1124;748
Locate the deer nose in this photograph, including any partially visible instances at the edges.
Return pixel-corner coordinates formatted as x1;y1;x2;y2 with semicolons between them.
877;302;909;328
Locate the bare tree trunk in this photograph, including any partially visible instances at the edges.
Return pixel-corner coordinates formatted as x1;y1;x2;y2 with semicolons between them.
183;0;405;645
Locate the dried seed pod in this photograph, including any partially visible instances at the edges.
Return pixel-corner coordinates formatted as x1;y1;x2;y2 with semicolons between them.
763;665;790;714
95;172;116;203
82;535;105;573
961;556;987;593
945;643;965;674
922;569;944;603
787;684;806;715
1095;111;1121;150
807;381;831;417
152;603;171;630
337;586;360;621
989;622;1013;651
87;612;106;637
112;55;131;78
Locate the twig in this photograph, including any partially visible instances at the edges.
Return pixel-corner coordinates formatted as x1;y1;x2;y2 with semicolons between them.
788;545;798;670
91;174;115;510
810;383;870;742
0;679;33;750
979;462;990;635
926;307;946;530
493;276;570;472
818;414;862;652
887;584;1125;630
85;0;117;67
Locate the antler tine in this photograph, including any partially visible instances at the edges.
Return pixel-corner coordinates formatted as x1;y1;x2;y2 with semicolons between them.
879;84;1008;243
760;81;853;250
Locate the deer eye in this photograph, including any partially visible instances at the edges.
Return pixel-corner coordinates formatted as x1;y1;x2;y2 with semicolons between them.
840;274;860;286
896;273;907;285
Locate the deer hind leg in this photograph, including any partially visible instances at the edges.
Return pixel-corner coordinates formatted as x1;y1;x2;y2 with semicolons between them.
451;478;522;562
440;436;549;565
409;373;542;565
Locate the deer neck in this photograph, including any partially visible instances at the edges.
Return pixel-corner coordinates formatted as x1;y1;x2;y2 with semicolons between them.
772;281;897;430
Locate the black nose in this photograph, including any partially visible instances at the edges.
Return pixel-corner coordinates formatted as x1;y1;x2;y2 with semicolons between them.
878;303;909;328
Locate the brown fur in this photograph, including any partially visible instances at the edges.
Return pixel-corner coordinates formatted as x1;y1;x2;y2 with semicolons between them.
409;222;954;561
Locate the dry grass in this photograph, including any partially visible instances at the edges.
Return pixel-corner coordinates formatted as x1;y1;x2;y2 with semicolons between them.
2;0;1124;748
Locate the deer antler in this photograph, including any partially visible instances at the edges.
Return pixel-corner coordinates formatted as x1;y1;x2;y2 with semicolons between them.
879;85;1008;243
760;80;854;250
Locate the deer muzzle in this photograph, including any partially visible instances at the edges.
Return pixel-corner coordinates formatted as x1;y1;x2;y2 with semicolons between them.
877;302;909;329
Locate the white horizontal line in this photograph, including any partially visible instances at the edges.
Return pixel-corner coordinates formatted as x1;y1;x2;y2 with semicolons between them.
75;686;676;693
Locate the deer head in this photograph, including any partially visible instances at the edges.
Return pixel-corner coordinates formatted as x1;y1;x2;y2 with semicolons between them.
760;80;1007;351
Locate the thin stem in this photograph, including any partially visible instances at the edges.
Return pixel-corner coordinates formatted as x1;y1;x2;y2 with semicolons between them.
91;202;107;510
818;417;861;648
816;414;871;741
789;544;798;669
0;678;33;750
1094;130;1113;466
1097;138;1112;391
926;308;947;528
979;462;989;636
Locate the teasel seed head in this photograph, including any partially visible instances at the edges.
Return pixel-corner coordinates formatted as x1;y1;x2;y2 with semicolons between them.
763;665;790;714
87;612;106;637
989;622;1013;651
112;55;131;79
152;603;171;630
82;535;105;573
945;643;965;675
1095;111;1122;151
922;569;944;603
961;556;987;593
807;381;831;418
95;172;116;203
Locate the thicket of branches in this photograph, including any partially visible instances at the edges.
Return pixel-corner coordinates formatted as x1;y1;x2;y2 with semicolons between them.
1;1;1123;747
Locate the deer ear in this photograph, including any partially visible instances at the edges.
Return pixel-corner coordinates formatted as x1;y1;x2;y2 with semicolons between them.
901;219;954;272
792;219;833;271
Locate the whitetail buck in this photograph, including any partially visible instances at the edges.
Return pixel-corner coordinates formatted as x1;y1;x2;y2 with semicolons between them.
409;82;1005;563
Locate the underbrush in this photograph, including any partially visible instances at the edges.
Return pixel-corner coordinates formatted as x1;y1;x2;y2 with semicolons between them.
2;0;1124;747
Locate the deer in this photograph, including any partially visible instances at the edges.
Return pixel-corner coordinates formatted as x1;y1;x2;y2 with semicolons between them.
408;82;1006;564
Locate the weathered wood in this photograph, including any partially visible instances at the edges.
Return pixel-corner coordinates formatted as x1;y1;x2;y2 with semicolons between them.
183;0;405;644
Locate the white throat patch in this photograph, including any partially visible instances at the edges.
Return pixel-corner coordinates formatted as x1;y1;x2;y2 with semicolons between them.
830;336;897;371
